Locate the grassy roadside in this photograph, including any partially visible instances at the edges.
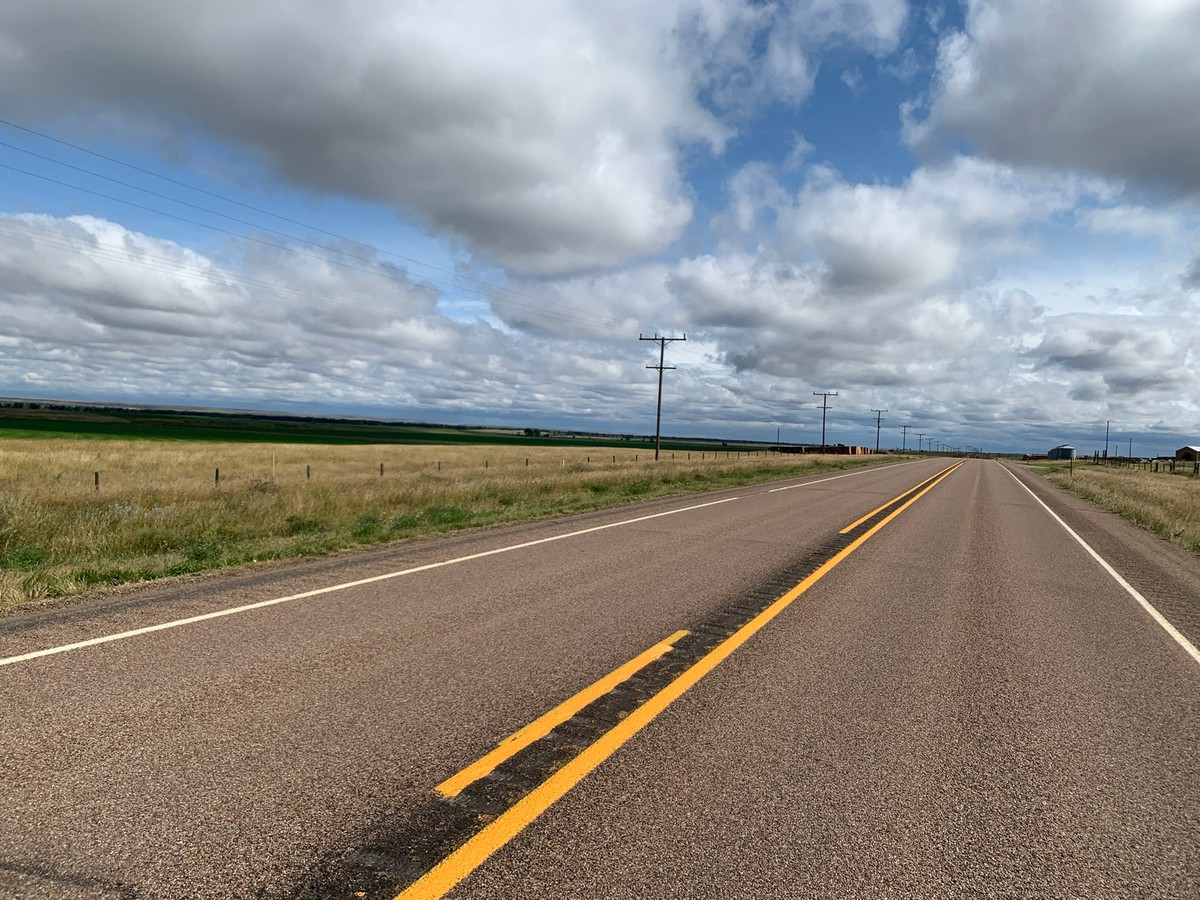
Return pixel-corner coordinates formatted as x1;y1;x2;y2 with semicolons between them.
1028;460;1200;556
0;439;899;615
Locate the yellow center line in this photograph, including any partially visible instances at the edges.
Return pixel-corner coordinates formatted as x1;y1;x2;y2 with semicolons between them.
394;461;963;900
838;462;964;534
436;629;690;798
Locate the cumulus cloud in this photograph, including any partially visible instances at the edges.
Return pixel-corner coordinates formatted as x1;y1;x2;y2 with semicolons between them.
0;213;524;409
517;159;1083;402
0;1;727;276
1031;313;1194;397
909;0;1200;193
0;0;913;278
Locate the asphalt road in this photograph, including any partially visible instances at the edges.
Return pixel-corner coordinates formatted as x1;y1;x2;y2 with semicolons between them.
2;458;1198;898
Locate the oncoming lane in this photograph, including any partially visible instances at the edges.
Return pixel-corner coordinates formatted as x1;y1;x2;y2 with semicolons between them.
1;458;948;899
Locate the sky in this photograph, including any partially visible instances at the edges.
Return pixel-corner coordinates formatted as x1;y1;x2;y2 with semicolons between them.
1;0;1199;455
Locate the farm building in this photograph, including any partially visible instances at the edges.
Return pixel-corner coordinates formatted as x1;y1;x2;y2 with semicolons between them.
1176;446;1200;462
1047;444;1075;460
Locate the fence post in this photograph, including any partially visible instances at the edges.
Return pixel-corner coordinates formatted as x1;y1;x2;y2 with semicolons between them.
94;471;99;491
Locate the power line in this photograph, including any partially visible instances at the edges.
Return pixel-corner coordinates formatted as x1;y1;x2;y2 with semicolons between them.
2;163;638;338
0;119;634;335
640;333;686;460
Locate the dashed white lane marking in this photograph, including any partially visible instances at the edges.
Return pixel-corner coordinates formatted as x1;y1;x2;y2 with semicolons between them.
0;496;741;668
1004;465;1200;666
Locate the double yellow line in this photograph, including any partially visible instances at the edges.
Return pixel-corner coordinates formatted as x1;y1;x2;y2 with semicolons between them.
396;461;964;899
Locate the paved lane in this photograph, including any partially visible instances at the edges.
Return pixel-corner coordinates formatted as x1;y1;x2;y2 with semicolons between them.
2;459;1198;898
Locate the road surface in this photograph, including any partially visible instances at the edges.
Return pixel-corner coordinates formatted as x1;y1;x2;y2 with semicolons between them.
2;458;1198;898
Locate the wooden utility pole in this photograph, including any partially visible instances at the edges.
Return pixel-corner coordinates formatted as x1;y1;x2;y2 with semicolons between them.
640;333;686;460
871;408;888;454
813;391;838;453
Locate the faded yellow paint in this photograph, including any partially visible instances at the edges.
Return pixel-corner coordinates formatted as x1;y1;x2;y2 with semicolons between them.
435;629;690;798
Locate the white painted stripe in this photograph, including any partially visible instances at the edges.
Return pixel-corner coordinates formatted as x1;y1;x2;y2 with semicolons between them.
0;496;741;668
767;460;910;492
1003;464;1200;666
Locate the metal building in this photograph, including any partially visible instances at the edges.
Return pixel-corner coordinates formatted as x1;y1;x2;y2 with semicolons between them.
1047;444;1075;460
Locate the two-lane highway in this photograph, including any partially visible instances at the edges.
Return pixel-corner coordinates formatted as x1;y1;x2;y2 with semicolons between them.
3;459;1198;898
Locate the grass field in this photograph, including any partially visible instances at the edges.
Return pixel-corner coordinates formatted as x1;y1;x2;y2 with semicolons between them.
0;437;892;615
1029;460;1200;556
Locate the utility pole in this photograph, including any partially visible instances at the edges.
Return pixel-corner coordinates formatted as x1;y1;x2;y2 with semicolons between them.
1128;436;1133;459
917;432;925;454
871;408;888;454
639;333;686;461
899;424;910;452
1104;420;1110;460
813;391;839;453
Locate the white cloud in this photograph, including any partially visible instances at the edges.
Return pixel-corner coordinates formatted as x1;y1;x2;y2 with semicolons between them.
0;0;914;279
910;0;1200;193
0;1;728;277
1077;205;1183;239
1030;312;1195;398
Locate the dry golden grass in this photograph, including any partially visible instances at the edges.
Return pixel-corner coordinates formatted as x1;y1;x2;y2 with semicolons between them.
0;439;887;614
1033;460;1200;555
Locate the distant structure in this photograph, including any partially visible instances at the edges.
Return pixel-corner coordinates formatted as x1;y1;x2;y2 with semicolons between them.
771;444;872;455
1047;444;1075;461
1175;446;1200;462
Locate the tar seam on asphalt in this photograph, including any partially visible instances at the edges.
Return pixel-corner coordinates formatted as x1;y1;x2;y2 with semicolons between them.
283;493;913;900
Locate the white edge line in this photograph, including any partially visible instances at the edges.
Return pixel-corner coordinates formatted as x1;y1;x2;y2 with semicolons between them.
768;460;910;492
1002;463;1200;666
1;495;741;668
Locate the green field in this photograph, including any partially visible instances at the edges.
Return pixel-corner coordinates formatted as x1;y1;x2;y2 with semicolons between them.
0;403;768;451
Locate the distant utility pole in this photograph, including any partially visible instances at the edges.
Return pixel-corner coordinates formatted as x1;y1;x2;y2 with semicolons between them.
639;333;686;460
899;424;911;452
1104;420;1110;459
917;432;925;454
871;408;888;454
813;391;839;453
1128;436;1133;459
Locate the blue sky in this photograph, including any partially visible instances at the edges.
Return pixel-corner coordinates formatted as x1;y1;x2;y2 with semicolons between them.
1;0;1198;455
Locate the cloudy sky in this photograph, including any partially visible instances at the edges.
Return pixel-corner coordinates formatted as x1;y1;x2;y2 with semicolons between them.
1;0;1198;454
